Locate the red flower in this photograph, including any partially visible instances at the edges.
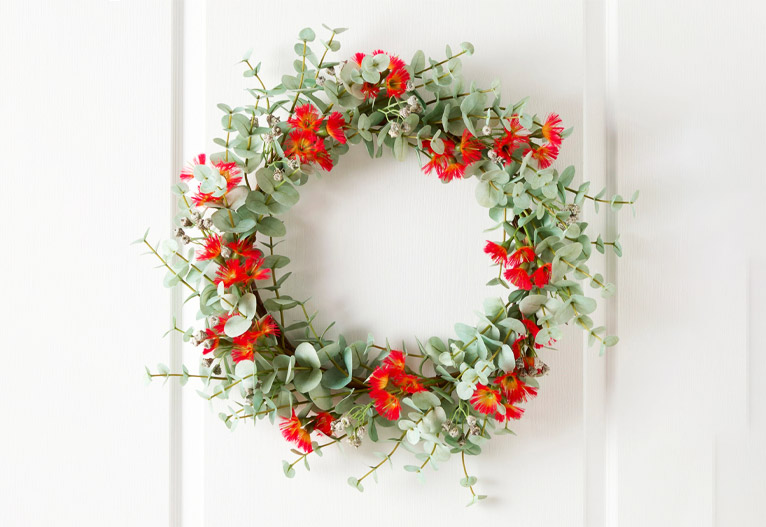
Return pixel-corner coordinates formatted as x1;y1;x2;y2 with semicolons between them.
191;191;217;207
508;246;536;268
284;130;334;171
492;116;529;163
227;238;263;260
359;82;380;100
213;160;242;191
484;241;508;266
442;161;466;182
284;129;319;164
495;402;525;422
280;411;313;453
524;143;559;169
287;104;323;133
370;390;401;420
531;263;552;287
504;267;533;290
180;153;206;181
231;346;254;363
368;367;391;391
470;384;501;415
245;255;270;281
385;67;409;98
459;130;484;165
394;373;426;394
214;258;250;288
352;52;366;65
325;112;347;144
541;113;564;147
381;350;406;374
422;138;464;181
196;234;222;261
313;412;334;436
255;315;280;339
494;372;538;403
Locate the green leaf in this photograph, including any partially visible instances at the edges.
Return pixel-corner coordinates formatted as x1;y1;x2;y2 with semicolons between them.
224;315;251;338
298;27;316;41
293;369;322;393
347;477;364;492
282;460;296;478
295;342;321;369
257;216;286;237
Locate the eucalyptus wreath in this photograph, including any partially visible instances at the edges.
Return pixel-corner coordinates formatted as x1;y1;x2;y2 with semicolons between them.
138;25;637;504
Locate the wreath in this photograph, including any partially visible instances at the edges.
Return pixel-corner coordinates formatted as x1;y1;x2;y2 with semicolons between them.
138;25;637;504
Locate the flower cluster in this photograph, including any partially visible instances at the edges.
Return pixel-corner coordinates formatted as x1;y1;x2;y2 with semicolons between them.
140;26;635;504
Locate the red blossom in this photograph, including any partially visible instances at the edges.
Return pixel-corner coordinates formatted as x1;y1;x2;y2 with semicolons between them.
280;411;313;453
459;130;484;165
381;350;406;374
287;104;323;133
494;372;538;403
422;138;465;181
284;130;334;171
313;412;334;436
442;161;466;182
492;116;529;163
213;160;242;191
507;246;536;268
214;258;251;288
484;241;509;266
325;111;347;144
385;67;409;98
504;267;533;290
393;373;427;394
368;367;391;391
180;153;206;181
470;384;501;415
370;389;401;420
495;402;525;422
245;255;271;282
191;191;218;207
196;234;222;261
524;143;559;169
227;238;263;260
541;113;564;147
531;263;552;287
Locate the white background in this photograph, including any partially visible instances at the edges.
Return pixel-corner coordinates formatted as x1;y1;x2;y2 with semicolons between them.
1;1;764;526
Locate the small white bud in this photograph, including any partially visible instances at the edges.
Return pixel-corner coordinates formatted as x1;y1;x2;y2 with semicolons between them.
174;228;185;237
288;158;300;170
399;107;411;119
407;95;418;106
466;415;477;427
220;246;232;259
271;125;282;137
482;125;492;136
401;122;412;134
273;169;284;182
406;80;415;92
180;234;191;245
388;122;402;138
201;218;213;230
180;217;193;228
487;149;499;161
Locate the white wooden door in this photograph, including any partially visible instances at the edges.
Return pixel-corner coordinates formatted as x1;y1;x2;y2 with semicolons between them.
2;1;764;526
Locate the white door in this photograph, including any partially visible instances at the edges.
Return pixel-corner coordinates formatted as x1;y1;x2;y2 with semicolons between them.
2;1;764;526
